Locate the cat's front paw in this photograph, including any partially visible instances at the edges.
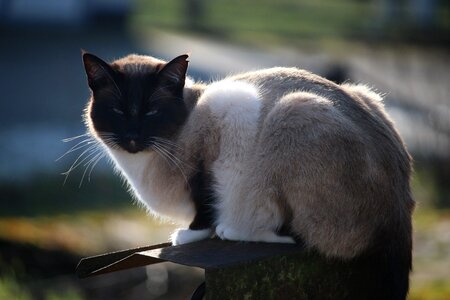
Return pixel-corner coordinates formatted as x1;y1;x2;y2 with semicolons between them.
170;228;212;245
216;223;296;244
215;224;245;241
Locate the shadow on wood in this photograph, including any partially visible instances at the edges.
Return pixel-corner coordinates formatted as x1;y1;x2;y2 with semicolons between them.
76;239;386;299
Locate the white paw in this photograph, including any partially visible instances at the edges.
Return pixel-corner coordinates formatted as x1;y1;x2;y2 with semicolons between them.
170;228;212;245
215;224;295;244
215;223;246;241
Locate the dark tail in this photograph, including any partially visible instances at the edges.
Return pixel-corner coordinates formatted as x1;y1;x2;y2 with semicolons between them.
346;224;412;300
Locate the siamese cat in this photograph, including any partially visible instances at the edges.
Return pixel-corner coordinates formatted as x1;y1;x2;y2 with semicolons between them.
82;52;414;299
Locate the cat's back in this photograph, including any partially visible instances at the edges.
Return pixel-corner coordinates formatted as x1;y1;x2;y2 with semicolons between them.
229;67;338;100
228;67;369;126
230;67;407;151
198;66;409;165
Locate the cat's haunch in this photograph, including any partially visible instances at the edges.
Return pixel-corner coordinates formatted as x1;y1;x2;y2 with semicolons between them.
82;52;414;299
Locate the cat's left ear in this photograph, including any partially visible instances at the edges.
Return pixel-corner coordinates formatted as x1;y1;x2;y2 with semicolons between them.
158;54;189;88
82;51;116;91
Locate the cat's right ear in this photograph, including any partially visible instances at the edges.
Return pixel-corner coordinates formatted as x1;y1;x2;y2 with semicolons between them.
82;52;115;91
157;54;189;89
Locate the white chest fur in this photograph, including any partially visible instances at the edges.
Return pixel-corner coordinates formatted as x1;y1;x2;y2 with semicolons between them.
108;149;195;225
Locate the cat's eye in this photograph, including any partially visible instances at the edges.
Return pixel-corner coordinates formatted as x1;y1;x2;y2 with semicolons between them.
146;109;159;116
113;108;124;115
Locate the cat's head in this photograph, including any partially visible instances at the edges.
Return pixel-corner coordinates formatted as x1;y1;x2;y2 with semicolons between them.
82;52;189;154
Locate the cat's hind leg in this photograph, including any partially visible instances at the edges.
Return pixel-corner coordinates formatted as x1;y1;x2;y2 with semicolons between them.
214;178;295;244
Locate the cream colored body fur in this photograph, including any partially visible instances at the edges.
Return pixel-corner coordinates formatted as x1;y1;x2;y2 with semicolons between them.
100;67;413;259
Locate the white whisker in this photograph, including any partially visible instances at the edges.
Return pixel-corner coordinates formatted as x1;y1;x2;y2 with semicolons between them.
152;142;189;185
58;131;113;186
56;138;95;162
62;144;99;185
79;150;103;187
88;153;106;182
151;137;184;150
151;146;171;169
62;133;89;143
147;137;195;171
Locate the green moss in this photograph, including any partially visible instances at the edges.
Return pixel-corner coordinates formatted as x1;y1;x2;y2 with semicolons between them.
205;251;358;299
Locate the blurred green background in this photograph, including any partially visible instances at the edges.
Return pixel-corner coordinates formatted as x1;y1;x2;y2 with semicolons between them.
0;0;449;299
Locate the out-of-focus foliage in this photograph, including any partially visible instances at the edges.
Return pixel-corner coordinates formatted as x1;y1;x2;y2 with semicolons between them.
133;0;450;46
0;275;31;300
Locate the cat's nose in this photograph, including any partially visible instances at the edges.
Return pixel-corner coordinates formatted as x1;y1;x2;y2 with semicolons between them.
123;133;140;153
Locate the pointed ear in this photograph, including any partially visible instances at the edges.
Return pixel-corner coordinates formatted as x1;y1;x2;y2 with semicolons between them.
158;54;189;88
82;52;115;90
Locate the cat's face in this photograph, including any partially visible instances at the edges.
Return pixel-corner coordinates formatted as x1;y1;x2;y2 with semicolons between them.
82;53;189;153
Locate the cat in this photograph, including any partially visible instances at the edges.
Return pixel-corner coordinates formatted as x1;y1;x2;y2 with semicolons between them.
82;52;414;299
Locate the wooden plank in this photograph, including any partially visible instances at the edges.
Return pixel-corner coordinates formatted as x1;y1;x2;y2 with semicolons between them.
76;239;304;278
142;239;304;269
76;242;171;278
76;239;397;299
86;253;165;278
